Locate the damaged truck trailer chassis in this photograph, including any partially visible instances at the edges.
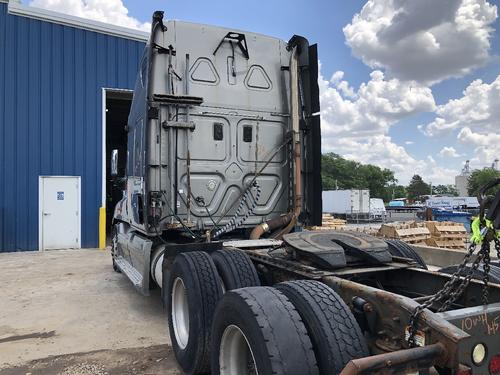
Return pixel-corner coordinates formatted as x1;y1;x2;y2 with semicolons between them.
111;11;500;375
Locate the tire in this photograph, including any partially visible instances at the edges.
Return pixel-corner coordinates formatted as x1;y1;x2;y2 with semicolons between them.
439;264;500;284
386;239;428;269
211;287;319;375
211;249;260;290
276;280;368;374
167;251;223;374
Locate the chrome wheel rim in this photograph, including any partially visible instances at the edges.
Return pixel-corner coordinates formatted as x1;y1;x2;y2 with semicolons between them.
220;324;258;375
171;277;189;349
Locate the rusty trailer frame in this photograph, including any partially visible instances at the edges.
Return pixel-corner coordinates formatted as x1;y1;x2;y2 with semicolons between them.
247;249;500;375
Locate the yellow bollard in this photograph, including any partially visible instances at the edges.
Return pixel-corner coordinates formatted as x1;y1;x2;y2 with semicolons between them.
99;206;106;249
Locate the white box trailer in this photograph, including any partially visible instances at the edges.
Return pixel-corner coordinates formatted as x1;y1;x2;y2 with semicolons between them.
322;189;370;215
369;198;386;219
426;196;479;209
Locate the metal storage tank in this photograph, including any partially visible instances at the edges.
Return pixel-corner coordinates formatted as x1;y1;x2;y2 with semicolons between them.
0;0;148;251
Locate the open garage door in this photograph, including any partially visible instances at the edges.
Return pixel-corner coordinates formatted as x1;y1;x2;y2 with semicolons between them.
103;89;133;245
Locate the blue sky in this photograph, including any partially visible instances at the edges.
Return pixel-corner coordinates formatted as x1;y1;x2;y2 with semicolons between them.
27;0;500;185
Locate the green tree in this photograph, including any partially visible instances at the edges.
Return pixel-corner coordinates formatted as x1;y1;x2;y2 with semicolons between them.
321;153;361;190
433;184;459;196
467;168;500;196
321;153;396;201
388;184;407;200
357;164;397;201
407;175;431;200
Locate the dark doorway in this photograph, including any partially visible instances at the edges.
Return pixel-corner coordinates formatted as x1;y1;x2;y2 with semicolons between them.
105;90;132;235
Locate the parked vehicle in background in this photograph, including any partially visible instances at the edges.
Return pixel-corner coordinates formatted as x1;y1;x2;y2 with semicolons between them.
369;198;386;221
322;189;370;219
389;198;406;207
426;196;480;209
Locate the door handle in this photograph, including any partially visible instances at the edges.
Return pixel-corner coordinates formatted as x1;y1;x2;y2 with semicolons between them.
43;212;51;216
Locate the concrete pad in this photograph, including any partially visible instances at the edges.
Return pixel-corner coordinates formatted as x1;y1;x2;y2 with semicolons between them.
0;249;178;372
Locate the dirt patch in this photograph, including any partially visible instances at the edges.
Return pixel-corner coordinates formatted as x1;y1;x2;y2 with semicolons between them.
0;345;181;375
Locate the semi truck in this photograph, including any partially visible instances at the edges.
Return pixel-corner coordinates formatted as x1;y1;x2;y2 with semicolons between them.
111;11;500;375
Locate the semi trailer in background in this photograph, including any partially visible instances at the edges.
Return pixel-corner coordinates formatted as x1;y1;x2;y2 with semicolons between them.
322;189;370;218
426;196;480;209
111;11;500;375
369;197;386;220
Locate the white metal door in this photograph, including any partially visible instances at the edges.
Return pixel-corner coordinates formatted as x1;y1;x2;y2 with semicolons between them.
39;176;81;250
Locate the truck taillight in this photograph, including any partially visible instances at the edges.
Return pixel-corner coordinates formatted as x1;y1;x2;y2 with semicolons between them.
490;355;500;374
456;366;471;375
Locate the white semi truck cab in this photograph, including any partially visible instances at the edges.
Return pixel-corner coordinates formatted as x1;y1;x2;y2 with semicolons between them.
112;11;321;293
112;11;500;375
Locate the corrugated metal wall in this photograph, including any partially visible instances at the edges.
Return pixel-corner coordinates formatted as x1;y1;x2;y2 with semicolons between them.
0;2;146;251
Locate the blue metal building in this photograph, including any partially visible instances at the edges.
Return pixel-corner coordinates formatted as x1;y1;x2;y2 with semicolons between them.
0;0;148;251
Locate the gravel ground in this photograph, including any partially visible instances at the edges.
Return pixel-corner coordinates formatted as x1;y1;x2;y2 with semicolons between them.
0;249;177;374
0;345;180;375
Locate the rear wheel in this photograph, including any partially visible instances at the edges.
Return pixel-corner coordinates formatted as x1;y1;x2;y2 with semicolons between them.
276;280;369;374
211;287;319;375
211;249;260;290
167;251;223;374
386;239;428;269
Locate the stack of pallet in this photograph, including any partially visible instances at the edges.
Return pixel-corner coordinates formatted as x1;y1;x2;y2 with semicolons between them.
377;221;430;245
424;221;467;249
307;215;347;231
347;226;380;236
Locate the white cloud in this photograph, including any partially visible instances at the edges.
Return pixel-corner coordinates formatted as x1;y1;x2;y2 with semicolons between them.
457;127;500;165
343;0;498;84
422;75;500;136
323;134;456;184
423;156;458;185
405;141;414;145
320;67;435;140
438;146;461;158
419;75;499;167
29;0;151;31
329;71;357;98
319;67;457;184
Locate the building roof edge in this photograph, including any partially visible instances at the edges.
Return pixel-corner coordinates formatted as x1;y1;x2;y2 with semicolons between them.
8;1;149;42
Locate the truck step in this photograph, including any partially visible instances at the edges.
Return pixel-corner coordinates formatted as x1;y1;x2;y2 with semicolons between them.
114;256;143;288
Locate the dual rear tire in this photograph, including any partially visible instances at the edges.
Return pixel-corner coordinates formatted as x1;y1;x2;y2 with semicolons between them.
166;249;368;375
166;251;223;374
166;249;257;374
212;287;318;375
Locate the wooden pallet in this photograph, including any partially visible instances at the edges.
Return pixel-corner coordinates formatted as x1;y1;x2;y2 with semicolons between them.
322;219;347;225
426;238;466;249
377;222;431;244
424;221;467;239
306;215;347;231
307;225;346;231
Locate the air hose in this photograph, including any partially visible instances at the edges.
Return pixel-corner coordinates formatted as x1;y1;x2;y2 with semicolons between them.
212;181;261;238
